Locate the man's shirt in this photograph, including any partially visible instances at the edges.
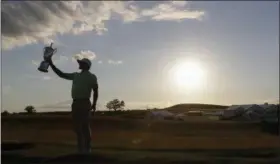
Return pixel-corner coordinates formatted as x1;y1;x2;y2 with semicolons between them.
62;71;98;99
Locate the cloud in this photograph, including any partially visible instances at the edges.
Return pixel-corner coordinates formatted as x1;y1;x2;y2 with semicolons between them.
53;55;69;65
42;75;52;80
141;1;204;21
171;1;188;7
73;50;96;61
32;60;40;66
98;60;103;64
25;74;52;81
108;60;123;65
2;1;205;50
123;101;172;109
58;55;69;61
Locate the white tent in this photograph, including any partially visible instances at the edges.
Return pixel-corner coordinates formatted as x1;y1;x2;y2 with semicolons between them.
244;104;265;114
160;111;174;117
204;111;223;116
175;113;185;120
263;104;278;118
260;103;276;110
263;104;277;111
222;106;245;119
246;110;263;121
241;104;265;121
187;110;203;116
145;110;175;120
220;104;277;121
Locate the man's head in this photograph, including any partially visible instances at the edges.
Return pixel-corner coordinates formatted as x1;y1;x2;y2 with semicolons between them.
77;58;91;71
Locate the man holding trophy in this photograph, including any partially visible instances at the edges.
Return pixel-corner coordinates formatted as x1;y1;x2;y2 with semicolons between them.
39;43;99;154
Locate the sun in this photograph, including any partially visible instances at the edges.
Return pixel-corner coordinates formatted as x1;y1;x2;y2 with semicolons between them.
172;60;205;90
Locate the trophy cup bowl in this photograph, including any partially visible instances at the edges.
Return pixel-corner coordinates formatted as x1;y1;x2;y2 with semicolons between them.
38;43;57;73
38;61;50;72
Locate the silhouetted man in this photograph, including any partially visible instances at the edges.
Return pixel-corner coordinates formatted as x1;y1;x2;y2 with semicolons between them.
48;57;98;154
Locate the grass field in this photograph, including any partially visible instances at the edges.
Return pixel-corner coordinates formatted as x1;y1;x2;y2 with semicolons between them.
2;112;280;163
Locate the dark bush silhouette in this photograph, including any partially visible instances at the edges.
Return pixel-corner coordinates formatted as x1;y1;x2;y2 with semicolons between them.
106;99;125;111
24;105;36;114
1;110;9;116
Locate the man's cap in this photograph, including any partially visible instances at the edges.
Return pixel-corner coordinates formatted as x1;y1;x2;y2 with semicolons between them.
77;58;92;67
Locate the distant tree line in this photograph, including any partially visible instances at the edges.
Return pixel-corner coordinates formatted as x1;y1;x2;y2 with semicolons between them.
1;110;9;116
24;105;36;114
1;99;125;116
1;105;36;116
106;99;125;111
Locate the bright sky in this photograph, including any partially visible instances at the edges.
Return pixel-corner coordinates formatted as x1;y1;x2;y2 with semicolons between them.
1;1;279;112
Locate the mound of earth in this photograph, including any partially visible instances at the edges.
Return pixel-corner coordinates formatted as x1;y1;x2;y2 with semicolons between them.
164;103;228;113
42;154;118;164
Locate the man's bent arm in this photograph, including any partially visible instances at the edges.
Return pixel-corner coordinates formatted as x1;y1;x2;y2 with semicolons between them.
92;86;99;111
49;61;74;80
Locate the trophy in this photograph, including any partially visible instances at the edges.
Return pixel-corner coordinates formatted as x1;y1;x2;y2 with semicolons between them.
38;43;57;73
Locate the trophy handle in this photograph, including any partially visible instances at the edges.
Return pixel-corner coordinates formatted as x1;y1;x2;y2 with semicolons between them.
53;48;57;54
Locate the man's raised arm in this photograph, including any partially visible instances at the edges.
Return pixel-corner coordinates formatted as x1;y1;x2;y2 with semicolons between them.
49;60;74;80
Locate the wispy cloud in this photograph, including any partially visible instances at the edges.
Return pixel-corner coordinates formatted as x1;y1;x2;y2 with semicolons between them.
98;60;103;64
42;75;52;80
25;74;52;81
108;60;123;65
53;55;69;65
38;100;110;111
141;1;204;21
31;60;40;67
171;1;188;7
122;101;172;109
73;50;96;61
2;1;205;50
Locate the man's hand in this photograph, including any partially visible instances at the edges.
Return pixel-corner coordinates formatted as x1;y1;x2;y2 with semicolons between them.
47;56;53;63
91;103;96;113
45;56;53;64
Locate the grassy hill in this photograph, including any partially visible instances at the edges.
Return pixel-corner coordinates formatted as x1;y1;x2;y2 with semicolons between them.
2;105;280;163
7;110;147;119
2;103;229;119
2;114;280;163
163;103;229;113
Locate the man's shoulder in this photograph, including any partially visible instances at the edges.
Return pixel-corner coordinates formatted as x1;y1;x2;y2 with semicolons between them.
72;72;78;76
88;71;96;76
88;72;97;80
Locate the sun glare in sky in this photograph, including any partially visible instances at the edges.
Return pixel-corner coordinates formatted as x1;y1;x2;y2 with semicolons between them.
172;59;206;91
